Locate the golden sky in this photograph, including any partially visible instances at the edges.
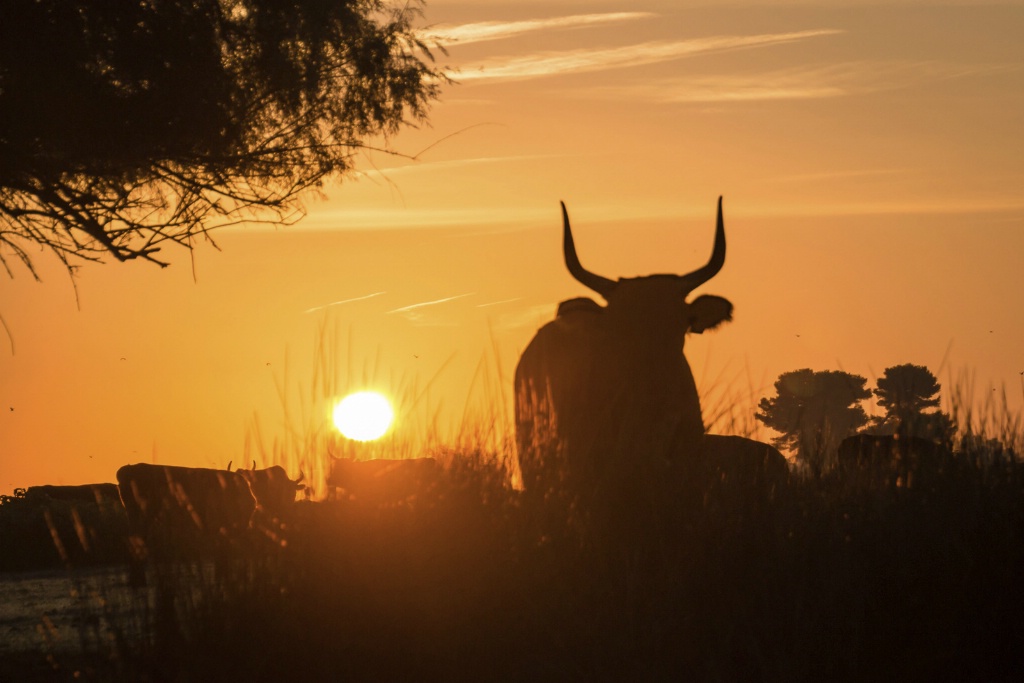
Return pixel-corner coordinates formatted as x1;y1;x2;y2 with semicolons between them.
2;1;1023;495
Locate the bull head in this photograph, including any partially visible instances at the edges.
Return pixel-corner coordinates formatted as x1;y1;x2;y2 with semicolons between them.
561;196;732;341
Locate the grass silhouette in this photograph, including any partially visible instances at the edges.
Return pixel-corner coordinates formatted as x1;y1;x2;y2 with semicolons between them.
2;333;1023;682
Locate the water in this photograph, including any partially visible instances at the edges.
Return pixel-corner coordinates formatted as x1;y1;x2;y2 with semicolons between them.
0;565;144;655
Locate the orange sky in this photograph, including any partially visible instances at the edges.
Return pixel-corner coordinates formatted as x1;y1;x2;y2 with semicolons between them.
2;2;1023;496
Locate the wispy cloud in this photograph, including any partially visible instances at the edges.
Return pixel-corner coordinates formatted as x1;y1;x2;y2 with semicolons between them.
746;197;1024;218
764;168;915;184
476;298;522;308
387;293;478;328
304;291;385;314
420;12;653;46
452;29;843;83
356;154;557;180
581;61;1020;103
296;206;557;231
388;293;476;315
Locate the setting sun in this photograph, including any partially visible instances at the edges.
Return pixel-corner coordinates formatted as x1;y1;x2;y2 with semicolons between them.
332;391;394;442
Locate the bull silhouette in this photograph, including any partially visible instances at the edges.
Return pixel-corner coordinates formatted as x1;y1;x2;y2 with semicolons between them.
515;198;786;500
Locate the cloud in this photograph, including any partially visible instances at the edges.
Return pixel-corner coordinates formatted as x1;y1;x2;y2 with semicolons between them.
420;12;654;46
388;293;476;315
355;154;558;180
451;29;843;83
764;168;915;184
590;64;853;103
304;291;386;314
296;205;556;231
476;298;522;308
580;60;1020;103
743;198;1024;218
387;293;477;327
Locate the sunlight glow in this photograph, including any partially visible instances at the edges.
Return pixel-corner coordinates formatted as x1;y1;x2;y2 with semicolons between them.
333;392;395;442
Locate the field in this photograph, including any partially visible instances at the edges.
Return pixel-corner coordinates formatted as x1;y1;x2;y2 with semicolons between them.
1;432;1023;683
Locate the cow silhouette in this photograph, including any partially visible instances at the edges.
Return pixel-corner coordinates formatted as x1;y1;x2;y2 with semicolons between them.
515;198;786;500
837;433;955;490
117;463;257;585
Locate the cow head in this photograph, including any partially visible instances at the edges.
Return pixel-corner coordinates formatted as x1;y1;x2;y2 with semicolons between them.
237;465;305;517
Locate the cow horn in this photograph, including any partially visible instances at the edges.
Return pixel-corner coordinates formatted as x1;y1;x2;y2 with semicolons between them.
562;201;616;298
680;196;726;293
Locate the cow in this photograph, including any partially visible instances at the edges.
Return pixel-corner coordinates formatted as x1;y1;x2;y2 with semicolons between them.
24;483;122;511
514;198;787;501
236;464;306;519
836;433;955;490
327;456;439;506
21;483;127;566
701;435;790;490
116;463;257;585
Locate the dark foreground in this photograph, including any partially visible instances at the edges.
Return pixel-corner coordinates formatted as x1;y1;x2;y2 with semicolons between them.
2;454;1023;683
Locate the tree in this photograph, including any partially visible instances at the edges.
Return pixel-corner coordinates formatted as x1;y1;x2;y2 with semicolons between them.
0;0;443;278
869;364;955;445
756;369;871;475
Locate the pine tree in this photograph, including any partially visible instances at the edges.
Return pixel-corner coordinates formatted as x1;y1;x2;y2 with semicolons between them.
756;369;871;476
871;364;955;445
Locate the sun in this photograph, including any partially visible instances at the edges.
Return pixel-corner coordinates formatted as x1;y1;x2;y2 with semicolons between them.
332;391;394;442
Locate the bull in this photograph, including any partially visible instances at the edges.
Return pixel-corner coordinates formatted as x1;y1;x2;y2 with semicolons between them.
515;198;787;500
116;463;257;585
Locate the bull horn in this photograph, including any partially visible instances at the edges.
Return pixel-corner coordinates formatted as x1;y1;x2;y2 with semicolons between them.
295;471;305;485
562;201;616;298
227;460;232;471
680;196;726;293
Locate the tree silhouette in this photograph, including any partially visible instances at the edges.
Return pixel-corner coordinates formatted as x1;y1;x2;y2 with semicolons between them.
756;369;871;475
0;0;443;278
869;364;955;444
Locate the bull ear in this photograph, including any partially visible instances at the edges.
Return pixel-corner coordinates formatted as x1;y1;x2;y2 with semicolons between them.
688;295;733;333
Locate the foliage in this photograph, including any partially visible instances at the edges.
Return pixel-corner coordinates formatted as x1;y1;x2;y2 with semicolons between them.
3;444;1024;682
5;333;1022;679
0;0;444;277
755;368;871;475
0;486;26;507
869;363;956;443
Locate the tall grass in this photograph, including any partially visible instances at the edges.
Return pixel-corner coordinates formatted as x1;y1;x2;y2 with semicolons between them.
4;333;1023;682
242;318;519;499
947;366;1023;457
